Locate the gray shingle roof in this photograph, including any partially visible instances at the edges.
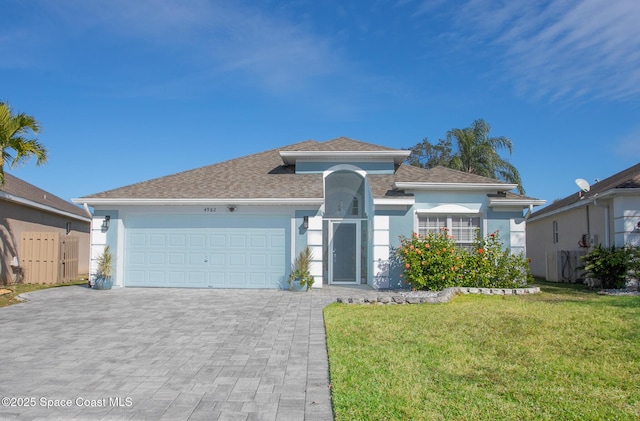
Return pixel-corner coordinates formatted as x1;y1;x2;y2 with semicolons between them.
79;137;525;201
393;165;506;184
531;162;640;219
1;173;89;219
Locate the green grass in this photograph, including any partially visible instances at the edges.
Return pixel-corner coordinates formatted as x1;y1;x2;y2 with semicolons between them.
324;282;640;420
0;278;88;308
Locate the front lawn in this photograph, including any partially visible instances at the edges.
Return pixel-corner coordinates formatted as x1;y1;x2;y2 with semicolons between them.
324;282;640;420
0;279;88;308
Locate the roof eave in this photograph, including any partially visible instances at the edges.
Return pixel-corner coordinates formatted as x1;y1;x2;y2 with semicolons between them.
373;197;415;206
280;150;410;166
489;198;547;207
2;191;91;222
72;197;325;207
395;182;518;192
528;187;640;222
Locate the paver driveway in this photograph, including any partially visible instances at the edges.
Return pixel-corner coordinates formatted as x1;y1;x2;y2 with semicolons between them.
0;286;341;420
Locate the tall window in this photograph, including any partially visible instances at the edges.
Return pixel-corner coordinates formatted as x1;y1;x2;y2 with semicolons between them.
418;214;480;249
552;220;559;244
324;171;365;218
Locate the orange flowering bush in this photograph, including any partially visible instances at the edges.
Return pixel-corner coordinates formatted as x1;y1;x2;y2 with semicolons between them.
397;230;532;290
397;229;462;290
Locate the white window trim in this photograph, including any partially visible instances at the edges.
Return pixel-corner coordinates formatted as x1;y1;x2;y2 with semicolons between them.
415;210;483;247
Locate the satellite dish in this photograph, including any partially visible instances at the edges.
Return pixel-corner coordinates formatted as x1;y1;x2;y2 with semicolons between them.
575;178;590;193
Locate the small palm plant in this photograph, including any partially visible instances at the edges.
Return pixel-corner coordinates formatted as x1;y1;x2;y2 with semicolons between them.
289;246;314;291
93;245;114;289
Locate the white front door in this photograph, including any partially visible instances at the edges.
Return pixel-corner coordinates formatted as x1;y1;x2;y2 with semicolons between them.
329;220;360;284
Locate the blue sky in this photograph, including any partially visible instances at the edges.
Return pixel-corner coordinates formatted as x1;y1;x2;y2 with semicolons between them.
2;0;639;208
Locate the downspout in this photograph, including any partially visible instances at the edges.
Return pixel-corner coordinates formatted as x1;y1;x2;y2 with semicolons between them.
593;195;610;247
524;204;533;220
82;203;93;218
586;205;591;248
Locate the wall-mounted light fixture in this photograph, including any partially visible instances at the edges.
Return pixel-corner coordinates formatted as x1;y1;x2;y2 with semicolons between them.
634;221;640;233
303;216;309;230
227;205;236;212
101;215;111;231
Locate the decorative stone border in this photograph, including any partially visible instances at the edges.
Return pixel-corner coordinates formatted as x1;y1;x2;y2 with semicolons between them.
335;286;541;305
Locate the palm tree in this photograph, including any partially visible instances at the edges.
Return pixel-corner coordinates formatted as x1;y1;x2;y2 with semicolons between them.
446;119;524;194
0;102;48;186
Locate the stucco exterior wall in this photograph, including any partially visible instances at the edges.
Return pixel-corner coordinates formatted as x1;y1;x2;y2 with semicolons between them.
0;200;90;284
613;195;640;246
526;202;610;281
379;191;529;287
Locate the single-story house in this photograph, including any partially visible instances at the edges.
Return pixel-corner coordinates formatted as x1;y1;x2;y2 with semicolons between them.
73;137;543;289
526;162;640;282
1;173;91;284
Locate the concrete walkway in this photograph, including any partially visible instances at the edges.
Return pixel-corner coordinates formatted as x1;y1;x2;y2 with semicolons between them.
0;285;397;420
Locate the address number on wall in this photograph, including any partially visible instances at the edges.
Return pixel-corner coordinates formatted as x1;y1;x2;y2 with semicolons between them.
204;207;217;213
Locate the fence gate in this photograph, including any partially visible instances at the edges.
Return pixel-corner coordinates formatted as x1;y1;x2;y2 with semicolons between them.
20;232;79;284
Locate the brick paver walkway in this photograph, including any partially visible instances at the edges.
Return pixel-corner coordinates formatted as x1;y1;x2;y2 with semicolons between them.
0;285;397;420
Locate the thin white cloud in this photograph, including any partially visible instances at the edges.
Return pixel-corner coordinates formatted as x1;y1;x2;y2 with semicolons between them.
412;0;640;103
3;0;341;94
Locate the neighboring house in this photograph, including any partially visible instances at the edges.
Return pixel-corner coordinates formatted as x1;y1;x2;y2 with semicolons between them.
526;162;640;282
0;173;91;284
73;137;543;289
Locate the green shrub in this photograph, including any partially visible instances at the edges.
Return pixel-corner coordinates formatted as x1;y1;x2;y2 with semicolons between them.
397;230;531;290
397;230;464;290
581;244;640;289
289;246;314;291
464;231;531;288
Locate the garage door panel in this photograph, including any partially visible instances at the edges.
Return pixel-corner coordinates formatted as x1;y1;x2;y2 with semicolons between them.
249;272;267;285
229;253;247;266
149;252;165;265
130;233;146;246
189;253;206;265
125;215;289;288
229;235;246;248
210;253;225;265
168;271;186;286
209;235;226;247
208;272;225;285
188;272;206;286
149;234;166;246
148;271;165;285
168;253;186;265
189;234;206;247
130;252;146;265
228;272;246;285
271;235;285;248
170;234;187;247
127;270;147;285
250;235;267;248
250;254;266;267
271;254;285;266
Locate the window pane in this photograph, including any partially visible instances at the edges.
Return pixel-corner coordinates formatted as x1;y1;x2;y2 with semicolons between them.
451;216;480;244
418;215;446;236
420;214;479;247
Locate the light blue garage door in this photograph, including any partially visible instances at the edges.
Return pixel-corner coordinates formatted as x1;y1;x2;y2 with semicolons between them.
124;214;289;288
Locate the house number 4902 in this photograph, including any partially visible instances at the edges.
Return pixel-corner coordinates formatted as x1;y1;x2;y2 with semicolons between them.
204;207;217;213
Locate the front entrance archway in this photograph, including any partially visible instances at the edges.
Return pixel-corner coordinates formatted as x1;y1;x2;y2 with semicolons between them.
323;168;370;285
